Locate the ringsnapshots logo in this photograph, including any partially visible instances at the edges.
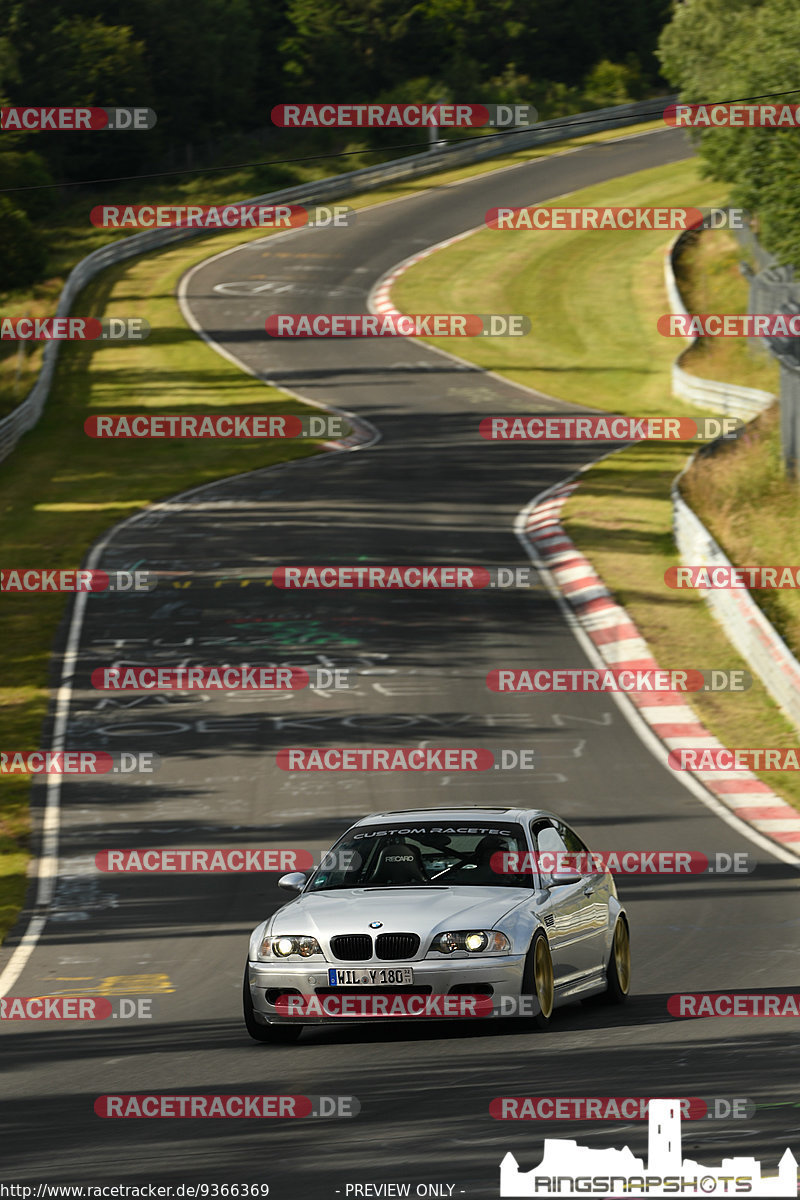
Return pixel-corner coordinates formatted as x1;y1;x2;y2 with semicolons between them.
83;414;349;440
265;314;530;337
90;203;354;229
499;1098;797;1196
271;103;537;128
0;106;156;131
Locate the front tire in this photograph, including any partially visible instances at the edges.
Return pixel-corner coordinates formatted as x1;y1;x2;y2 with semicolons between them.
243;968;303;1044
603;916;631;1005
521;930;555;1029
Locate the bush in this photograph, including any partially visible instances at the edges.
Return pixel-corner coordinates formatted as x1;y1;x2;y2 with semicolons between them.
0;197;46;290
0;151;55;219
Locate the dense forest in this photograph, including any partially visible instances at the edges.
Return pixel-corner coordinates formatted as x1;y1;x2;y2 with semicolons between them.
0;0;798;281
0;0;670;185
659;0;800;268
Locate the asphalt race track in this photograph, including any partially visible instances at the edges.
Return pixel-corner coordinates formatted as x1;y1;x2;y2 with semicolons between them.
2;127;799;1196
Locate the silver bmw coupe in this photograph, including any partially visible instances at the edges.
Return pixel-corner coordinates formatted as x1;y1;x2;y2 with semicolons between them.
243;807;630;1043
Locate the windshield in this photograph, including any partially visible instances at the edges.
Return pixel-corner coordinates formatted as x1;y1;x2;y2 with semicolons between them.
306;821;532;891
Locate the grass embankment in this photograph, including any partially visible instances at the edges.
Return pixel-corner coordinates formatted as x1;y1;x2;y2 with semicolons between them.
675;230;798;654
676;228;781;390
0;117;670;943
392;156;800;812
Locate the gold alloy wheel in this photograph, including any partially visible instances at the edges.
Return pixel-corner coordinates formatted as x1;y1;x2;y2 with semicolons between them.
533;935;554;1019
613;919;631;994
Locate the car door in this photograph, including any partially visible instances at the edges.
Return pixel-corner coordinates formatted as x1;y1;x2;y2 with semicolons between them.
556;819;612;975
530;819;598;985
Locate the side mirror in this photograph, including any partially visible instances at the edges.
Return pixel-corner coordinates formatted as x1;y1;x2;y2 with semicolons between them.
278;871;308;893
541;871;582;888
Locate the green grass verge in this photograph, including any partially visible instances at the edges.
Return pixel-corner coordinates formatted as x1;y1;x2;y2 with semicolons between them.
681;406;800;656
676;228;781;391
0;234;322;944
392;155;800;813
0;117;672;945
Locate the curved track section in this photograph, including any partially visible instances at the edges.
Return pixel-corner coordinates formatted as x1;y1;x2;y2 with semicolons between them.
3;129;799;1196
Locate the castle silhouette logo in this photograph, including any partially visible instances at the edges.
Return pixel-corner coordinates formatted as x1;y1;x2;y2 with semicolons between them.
500;1098;797;1196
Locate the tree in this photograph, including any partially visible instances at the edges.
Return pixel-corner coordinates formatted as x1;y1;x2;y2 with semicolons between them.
659;0;800;267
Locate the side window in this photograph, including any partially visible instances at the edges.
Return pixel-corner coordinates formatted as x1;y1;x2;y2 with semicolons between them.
556;821;589;855
530;820;568;856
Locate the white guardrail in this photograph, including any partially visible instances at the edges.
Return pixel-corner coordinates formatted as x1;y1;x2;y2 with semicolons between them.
667;222;800;734
0;96;672;465
671;470;800;734
664;225;775;419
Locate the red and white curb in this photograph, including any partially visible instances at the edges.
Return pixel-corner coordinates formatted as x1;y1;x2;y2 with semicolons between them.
371;229;800;864
371;228;479;319
520;482;800;857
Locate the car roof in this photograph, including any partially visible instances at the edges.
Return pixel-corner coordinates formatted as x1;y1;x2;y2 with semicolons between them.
349;807;562;827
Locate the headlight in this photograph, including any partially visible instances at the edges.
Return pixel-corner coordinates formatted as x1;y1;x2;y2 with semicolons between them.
429;930;510;955
259;934;322;959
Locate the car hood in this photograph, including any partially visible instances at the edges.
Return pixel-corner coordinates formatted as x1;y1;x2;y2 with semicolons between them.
269;886;526;939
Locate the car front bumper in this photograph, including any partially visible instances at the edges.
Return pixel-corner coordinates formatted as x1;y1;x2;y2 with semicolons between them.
247;954;528;1024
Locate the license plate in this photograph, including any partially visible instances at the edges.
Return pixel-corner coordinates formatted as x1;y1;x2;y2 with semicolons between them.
328;967;414;986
